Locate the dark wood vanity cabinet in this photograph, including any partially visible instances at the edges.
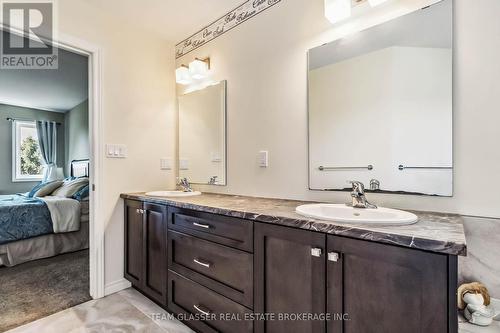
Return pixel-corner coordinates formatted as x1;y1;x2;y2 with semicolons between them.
254;223;326;333
254;223;457;333
123;198;458;333
326;235;456;333
124;199;167;306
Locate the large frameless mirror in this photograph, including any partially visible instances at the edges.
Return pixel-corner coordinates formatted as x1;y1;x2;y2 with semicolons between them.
308;0;453;196
178;80;227;186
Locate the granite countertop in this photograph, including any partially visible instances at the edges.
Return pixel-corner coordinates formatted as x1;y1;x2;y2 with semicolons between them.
121;192;467;256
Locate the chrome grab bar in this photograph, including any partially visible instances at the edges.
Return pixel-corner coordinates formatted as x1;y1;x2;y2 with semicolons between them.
319;165;373;171
398;165;452;171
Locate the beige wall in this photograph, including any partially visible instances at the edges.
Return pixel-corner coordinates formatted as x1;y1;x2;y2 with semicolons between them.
176;0;500;219
57;1;177;289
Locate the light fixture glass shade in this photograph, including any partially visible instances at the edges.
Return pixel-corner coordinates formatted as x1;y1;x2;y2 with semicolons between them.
324;0;351;24
368;0;389;6
189;59;209;80
175;66;192;85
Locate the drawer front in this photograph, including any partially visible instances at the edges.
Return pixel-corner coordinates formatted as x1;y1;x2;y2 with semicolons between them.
169;231;253;308
168;271;253;333
168;207;253;252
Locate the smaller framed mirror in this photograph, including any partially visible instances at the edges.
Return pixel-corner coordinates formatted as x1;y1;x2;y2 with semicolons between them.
178;80;227;185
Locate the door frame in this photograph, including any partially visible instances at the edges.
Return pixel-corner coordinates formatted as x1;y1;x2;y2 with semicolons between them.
0;25;105;299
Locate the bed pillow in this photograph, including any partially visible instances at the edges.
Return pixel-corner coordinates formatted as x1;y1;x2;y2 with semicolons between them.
28;180;64;198
72;184;90;201
51;177;89;198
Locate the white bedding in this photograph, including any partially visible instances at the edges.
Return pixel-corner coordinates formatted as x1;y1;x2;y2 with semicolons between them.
40;196;81;233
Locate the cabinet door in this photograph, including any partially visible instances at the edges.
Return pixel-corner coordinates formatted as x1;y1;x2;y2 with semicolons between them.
327;235;449;333
255;223;326;333
124;200;144;287
142;202;168;306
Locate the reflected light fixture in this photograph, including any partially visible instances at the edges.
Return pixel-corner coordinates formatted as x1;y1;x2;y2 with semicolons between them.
368;0;389;6
189;57;211;80
324;0;351;24
175;65;192;85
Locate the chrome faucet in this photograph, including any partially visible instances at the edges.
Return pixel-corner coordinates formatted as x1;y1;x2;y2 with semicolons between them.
178;177;193;192
348;181;377;209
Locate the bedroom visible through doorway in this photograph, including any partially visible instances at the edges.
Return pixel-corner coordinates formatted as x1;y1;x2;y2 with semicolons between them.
0;29;91;331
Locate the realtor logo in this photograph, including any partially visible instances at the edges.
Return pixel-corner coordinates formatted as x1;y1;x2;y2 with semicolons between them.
1;0;58;69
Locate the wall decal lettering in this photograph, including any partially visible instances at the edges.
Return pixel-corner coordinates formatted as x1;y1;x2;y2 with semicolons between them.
175;0;282;59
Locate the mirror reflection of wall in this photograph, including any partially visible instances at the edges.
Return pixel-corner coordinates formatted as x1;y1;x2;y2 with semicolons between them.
178;81;227;185
308;0;452;196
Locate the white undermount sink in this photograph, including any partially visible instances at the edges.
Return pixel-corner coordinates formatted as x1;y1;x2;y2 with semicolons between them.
145;191;202;197
296;204;418;226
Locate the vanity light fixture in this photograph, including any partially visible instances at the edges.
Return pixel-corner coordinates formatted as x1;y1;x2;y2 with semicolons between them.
324;0;351;24
189;57;211;80
175;65;192;85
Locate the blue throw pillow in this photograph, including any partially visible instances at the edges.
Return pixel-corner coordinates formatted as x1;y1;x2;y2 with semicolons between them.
73;184;90;201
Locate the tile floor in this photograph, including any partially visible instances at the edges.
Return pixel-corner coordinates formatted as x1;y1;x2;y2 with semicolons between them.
6;288;193;333
7;287;499;333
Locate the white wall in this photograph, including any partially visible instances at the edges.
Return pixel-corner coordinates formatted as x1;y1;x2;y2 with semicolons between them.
309;46;452;195
176;0;500;219
56;1;177;290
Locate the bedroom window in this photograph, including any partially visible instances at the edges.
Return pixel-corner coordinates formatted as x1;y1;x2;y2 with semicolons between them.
12;121;44;182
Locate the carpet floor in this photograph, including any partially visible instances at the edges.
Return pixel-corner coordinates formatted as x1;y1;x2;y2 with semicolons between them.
0;250;91;332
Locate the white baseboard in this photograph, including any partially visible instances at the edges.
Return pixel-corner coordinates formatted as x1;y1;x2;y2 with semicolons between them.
104;278;132;296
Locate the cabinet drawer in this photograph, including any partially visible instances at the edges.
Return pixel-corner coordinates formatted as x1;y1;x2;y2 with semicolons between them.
168;207;253;252
168;231;253;308
168;271;253;333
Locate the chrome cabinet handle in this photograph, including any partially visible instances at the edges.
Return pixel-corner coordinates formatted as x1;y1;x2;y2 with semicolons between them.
328;252;340;262
193;258;211;268
193;304;211;316
136;209;144;214
193;222;210;229
311;248;322;257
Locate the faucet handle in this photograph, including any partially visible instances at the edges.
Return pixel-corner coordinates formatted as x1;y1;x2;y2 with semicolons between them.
348;180;365;192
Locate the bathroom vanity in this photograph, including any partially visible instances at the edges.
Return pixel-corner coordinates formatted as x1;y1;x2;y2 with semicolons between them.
121;192;466;333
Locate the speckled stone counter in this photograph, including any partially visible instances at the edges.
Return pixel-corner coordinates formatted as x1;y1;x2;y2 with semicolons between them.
120;192;467;256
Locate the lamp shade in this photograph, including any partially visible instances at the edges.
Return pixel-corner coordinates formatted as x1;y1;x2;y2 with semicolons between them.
175;66;192;85
324;0;351;24
189;59;209;80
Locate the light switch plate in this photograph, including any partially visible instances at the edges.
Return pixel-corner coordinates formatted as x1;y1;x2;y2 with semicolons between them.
179;159;189;170
160;158;172;170
258;150;269;168
106;144;127;158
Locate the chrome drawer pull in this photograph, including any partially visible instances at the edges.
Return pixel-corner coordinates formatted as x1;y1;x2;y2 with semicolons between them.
328;252;340;262
193;258;211;268
136;209;144;214
193;222;210;229
193;304;211;316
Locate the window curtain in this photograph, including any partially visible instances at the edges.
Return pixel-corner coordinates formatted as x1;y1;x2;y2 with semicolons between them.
36;121;58;183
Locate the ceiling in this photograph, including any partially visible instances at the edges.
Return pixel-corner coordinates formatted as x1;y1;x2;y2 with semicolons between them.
83;0;244;43
0;32;88;113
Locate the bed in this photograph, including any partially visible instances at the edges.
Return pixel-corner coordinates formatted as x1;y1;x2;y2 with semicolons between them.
0;160;90;267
